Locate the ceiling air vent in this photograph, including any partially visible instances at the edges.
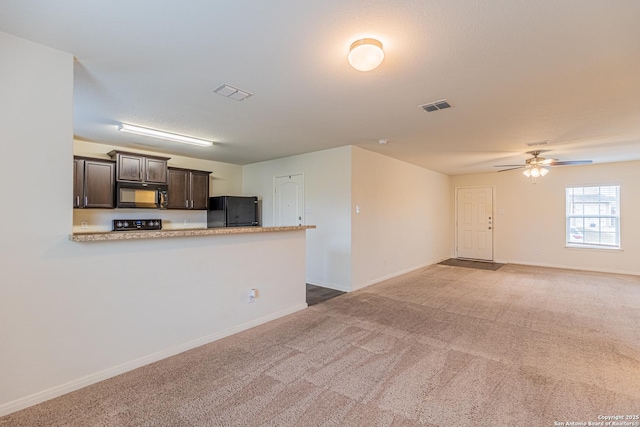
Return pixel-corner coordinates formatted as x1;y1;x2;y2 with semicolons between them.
526;140;549;147
213;84;253;101
419;99;451;112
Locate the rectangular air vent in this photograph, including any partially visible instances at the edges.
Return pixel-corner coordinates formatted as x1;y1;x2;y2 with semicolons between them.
213;84;253;101
526;140;549;147
419;99;451;112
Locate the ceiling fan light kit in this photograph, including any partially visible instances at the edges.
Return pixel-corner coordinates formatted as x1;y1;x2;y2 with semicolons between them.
522;165;549;180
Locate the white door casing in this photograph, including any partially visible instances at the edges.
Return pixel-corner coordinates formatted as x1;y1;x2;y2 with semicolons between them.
274;174;304;226
456;186;494;261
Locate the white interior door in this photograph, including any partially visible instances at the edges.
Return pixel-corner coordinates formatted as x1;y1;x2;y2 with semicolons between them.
274;174;304;226
456;186;493;261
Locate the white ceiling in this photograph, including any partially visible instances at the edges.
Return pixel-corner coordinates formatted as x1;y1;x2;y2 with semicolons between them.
2;1;639;175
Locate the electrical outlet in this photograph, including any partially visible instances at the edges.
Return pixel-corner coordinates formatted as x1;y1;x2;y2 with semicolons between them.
81;221;88;229
248;288;256;303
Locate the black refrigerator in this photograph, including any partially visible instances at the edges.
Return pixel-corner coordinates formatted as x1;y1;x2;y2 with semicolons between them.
207;196;259;228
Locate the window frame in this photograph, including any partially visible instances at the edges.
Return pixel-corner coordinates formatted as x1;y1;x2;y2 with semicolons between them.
565;184;621;250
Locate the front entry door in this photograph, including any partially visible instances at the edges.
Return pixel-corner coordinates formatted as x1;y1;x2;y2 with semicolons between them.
456;186;493;261
274;174;304;226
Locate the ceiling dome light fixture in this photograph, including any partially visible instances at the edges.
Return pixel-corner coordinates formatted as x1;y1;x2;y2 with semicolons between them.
348;38;384;72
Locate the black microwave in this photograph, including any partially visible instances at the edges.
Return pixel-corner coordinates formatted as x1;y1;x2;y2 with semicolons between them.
116;183;168;209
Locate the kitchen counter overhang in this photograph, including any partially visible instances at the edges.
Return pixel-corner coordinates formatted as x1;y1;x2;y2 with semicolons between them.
70;225;315;242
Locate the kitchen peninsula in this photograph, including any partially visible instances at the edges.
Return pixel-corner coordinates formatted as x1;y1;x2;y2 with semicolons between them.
3;36;317;418
70;225;315;242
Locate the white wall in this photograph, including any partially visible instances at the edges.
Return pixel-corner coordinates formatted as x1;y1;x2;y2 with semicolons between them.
73;140;243;232
243;146;353;291
0;31;307;416
451;161;640;275
351;147;452;290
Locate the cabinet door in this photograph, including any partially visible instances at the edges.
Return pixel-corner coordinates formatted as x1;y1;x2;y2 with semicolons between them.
84;160;115;208
167;169;189;209
145;158;167;184
117;154;143;182
190;171;210;210
73;159;84;208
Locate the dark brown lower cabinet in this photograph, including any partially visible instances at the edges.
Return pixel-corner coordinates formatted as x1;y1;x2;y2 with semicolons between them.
74;157;115;208
167;168;211;210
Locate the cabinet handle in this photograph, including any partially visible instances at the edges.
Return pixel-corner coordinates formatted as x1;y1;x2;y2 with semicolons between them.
76;196;79;206
191;200;193;209
84;196;88;206
185;200;189;208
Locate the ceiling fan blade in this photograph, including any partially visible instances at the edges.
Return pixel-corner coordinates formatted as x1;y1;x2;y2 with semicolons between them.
493;164;524;168
540;158;558;164
497;166;525;172
549;160;593;166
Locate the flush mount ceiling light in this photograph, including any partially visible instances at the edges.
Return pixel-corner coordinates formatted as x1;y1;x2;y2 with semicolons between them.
118;123;213;147
348;38;384;72
213;84;253;101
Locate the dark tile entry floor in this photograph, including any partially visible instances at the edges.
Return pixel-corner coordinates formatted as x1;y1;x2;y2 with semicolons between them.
306;284;345;306
437;258;504;271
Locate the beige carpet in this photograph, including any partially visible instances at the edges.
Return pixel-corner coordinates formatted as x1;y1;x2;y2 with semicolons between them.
2;264;639;426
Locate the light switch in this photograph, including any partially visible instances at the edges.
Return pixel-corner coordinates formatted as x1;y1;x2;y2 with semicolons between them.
355;205;361;214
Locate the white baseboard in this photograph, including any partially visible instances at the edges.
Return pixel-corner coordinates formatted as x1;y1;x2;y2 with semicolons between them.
306;257;452;294
306;279;351;293
497;259;640;276
351;259;441;292
0;303;308;418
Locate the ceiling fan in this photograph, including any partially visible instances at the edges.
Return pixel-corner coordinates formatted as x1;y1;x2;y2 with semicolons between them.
494;150;593;183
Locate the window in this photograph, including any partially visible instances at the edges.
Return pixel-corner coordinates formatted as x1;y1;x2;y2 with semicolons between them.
566;185;620;248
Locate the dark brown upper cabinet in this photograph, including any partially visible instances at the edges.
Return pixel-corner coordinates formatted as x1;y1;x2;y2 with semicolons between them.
74;157;115;209
108;150;169;184
167;168;211;210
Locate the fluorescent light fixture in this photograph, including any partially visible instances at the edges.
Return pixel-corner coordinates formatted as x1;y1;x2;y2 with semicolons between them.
118;123;213;147
348;38;384;72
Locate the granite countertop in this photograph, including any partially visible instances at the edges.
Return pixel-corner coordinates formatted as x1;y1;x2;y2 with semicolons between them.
70;225;316;242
